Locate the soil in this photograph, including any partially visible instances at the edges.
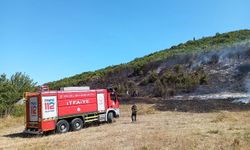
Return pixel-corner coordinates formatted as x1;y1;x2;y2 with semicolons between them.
121;97;250;113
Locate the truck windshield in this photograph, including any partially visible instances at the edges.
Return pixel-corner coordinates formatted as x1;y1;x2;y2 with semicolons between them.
110;94;117;101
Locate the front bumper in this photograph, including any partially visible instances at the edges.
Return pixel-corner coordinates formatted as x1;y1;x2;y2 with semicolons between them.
114;108;120;117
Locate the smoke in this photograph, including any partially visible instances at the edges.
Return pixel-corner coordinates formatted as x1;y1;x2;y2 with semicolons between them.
233;75;250;104
157;40;250;74
246;77;250;94
190;40;250;70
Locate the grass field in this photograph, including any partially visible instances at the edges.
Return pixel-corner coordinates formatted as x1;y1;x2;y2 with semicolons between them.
0;104;250;150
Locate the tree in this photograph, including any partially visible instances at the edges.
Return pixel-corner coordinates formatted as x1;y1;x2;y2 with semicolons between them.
153;79;165;97
0;72;36;117
0;82;19;116
10;72;37;98
215;32;220;36
126;80;139;97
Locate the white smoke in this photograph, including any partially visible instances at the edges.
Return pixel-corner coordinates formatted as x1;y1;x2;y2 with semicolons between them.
190;40;250;70
244;76;250;102
233;76;250;104
246;77;250;94
172;92;249;101
233;98;250;104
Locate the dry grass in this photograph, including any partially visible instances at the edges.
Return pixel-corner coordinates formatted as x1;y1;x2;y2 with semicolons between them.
211;111;238;123
0;116;24;129
0;104;250;150
120;104;157;115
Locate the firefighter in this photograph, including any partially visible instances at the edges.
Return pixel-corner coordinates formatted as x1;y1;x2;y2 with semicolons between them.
131;104;137;122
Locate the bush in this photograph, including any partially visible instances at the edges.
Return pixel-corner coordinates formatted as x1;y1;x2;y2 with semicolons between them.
153;79;165;97
166;88;176;96
11;105;25;117
126;80;139;97
140;71;159;86
148;71;158;83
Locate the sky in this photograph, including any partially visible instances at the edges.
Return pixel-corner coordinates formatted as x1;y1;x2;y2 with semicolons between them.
0;0;250;85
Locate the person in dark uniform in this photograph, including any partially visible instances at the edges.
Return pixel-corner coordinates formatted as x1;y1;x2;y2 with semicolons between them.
131;104;137;122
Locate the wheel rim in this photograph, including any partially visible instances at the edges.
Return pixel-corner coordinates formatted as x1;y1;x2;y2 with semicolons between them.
60;124;67;132
75;122;81;129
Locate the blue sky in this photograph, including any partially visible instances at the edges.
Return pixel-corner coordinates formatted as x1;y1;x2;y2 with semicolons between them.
0;0;250;85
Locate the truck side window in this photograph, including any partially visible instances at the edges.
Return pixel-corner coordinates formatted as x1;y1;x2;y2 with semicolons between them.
110;94;117;101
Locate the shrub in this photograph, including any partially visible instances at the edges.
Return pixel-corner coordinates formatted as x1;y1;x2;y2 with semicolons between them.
153;79;165;97
166;88;176;96
11;105;25;117
140;71;159;85
207;129;219;134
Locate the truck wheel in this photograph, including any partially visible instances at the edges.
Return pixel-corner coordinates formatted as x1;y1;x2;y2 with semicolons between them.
107;112;114;123
56;120;70;133
70;118;83;131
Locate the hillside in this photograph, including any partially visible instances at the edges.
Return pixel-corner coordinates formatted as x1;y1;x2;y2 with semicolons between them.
47;29;250;97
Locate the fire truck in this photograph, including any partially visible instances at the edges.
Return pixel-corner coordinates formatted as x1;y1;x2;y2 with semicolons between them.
24;87;120;134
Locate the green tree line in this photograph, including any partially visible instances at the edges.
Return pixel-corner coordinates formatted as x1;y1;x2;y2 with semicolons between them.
0;72;36;117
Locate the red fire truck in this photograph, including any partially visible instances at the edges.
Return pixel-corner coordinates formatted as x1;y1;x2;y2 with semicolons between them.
24;87;120;134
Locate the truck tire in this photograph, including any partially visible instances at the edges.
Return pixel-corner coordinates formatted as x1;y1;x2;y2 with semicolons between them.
70;118;83;131
107;112;114;123
56;120;70;134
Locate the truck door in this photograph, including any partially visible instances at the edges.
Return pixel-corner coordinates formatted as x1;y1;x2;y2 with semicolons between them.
110;93;119;106
27;96;40;129
29;97;38;122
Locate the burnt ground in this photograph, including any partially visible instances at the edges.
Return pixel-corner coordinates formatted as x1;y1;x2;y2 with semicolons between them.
120;97;250;113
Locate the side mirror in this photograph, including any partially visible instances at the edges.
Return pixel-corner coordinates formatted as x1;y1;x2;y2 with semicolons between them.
107;87;114;92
